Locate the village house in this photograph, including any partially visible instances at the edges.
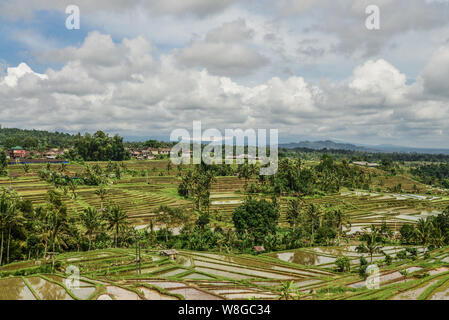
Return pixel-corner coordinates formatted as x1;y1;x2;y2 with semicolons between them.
43;148;65;159
148;148;159;155
10;147;30;159
159;148;171;155
352;161;379;168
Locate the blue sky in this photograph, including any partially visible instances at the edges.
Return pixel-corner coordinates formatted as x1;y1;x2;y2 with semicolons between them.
0;1;449;147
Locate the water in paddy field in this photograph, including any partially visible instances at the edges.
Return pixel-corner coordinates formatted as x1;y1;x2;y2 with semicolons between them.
27;277;73;300
0;278;36;300
273;251;336;266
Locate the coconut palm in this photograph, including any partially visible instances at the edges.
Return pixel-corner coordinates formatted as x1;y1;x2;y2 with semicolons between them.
104;204;129;248
80;207;104;250
356;225;384;263
415;218;433;245
95;185;108;209
303;204;323;244
5;207;24;264
334;208;351;239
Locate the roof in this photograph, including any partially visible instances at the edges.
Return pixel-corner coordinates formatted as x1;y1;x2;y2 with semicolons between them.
253;246;265;252
160;249;179;256
11;146;24;150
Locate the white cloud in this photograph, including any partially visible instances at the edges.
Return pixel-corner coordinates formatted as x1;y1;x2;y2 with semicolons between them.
1;62;48;87
420;44;449;97
176;19;268;77
1;31;449;147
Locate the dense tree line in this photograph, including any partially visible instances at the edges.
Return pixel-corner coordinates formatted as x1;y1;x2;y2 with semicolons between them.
68;131;129;161
245;155;371;196
411;163;449;187
0;188;134;267
0;127;76;150
281;147;449;163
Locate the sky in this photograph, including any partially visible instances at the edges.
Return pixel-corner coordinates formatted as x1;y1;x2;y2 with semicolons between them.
0;0;449;147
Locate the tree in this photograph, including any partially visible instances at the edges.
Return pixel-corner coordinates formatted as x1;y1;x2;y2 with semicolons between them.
104;204;129;248
156;205;187;242
335;256;351;272
73;131;129;161
232;198;279;244
0;190;18;265
301;204;323;244
80;207;103;250
167;161;172;174
356;225;384;263
415;218;433;246
286;198;302;228
333;209;351;239
0;149;7;176
45;190;69;255
95;185;108;209
196;212;210;230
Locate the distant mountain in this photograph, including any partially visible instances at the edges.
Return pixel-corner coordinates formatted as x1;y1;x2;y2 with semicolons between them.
280;140;379;152
280;140;449;155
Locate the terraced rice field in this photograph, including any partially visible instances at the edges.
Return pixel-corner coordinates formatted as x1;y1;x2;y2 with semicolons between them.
2;244;449;300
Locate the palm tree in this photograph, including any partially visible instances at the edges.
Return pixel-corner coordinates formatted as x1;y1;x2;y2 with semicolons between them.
0;192;12;265
95;186;108;210
356;225;384;263
67;179;77;200
415;218;433;245
44;190;69;256
5;207;24;264
334;209;351;239
104;204;128;248
167;161;172;174
286;198;302;228
46;207;69;255
303;204;323;244
0;190;22;265
80;207;103;250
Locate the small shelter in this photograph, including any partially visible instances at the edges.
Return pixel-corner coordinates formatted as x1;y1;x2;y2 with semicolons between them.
160;249;179;260
253;246;265;253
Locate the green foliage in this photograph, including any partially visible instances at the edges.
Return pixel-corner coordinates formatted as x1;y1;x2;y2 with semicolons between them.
0;148;7;176
71;131;129;161
232;198;279;244
335;256;351;272
0;128;75;149
358;256;369;278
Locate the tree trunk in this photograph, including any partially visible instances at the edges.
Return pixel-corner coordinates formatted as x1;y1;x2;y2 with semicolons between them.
6;226;11;264
43;241;48;259
115;225;119;248
165;226;168;243
0;229;4;266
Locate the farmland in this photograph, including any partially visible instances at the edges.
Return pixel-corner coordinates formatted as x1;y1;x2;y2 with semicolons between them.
1;159;449;300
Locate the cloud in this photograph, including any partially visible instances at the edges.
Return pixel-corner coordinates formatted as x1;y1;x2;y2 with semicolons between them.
1;62;47;87
0;0;235;20
1;32;449;147
274;0;449;57
420;44;449;97
176;19;268;77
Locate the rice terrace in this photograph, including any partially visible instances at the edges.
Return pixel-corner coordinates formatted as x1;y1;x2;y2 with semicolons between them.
2;132;449;301
2;0;449;313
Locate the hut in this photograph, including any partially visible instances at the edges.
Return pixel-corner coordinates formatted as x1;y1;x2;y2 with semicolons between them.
160;249;179;260
253;246;265;254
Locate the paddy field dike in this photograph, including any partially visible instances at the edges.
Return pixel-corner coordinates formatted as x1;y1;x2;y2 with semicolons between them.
1;160;449;300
